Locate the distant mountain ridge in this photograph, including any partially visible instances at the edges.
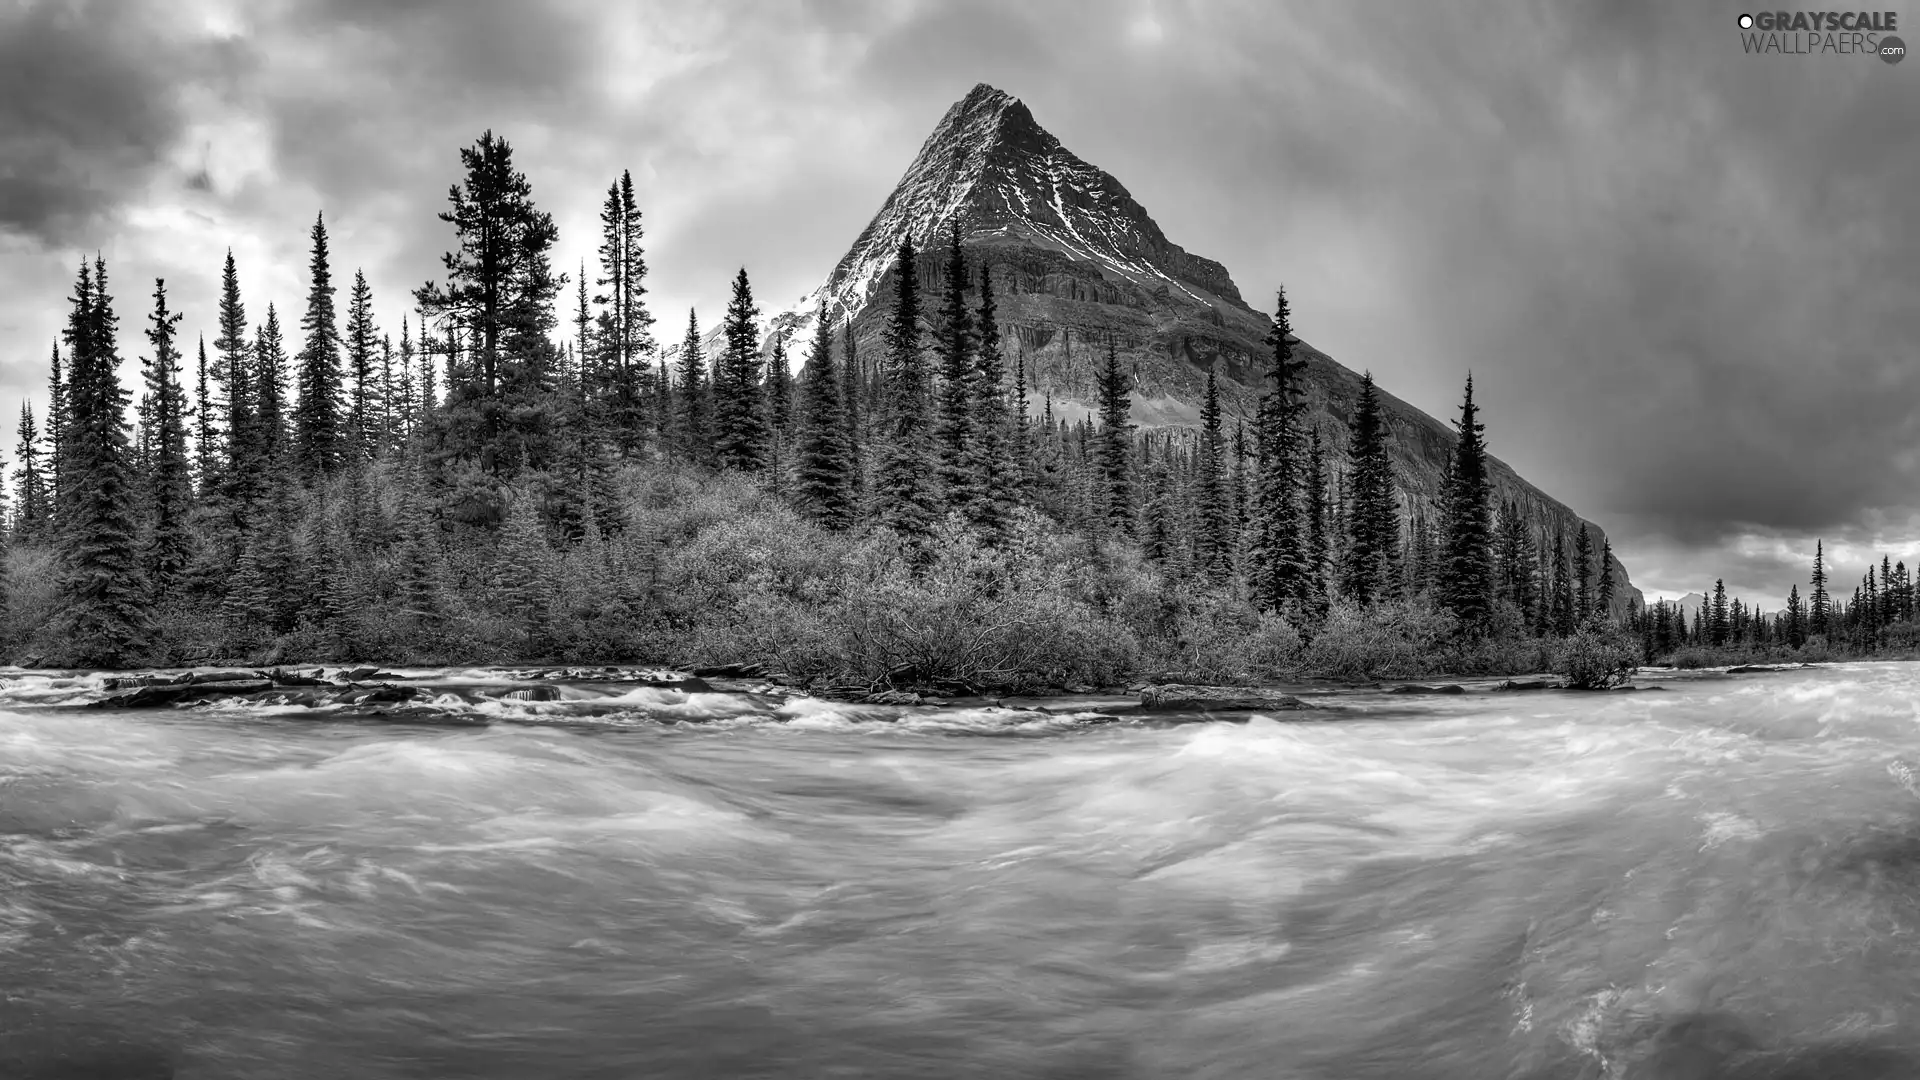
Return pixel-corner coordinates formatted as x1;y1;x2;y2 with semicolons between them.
668;83;1642;615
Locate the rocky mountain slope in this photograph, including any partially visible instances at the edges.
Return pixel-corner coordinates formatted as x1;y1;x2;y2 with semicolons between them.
680;83;1641;615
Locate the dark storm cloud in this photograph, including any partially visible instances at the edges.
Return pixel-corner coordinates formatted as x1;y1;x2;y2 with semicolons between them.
0;0;203;244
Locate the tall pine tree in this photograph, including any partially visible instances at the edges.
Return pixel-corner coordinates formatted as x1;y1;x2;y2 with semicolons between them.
1194;367;1232;580
56;257;149;665
1094;337;1133;535
965;265;1016;540
794;305;854;530
934;220;978;517
1436;374;1494;628
1341;370;1400;606
414;130;564;501
671;309;709;463
1594;537;1616;625
293;212;345;479
874;237;938;541
140;279;194;601
594;169;655;456
12;405;48;540
1810;540;1830;637
711;269;767;472
344;268;380;464
1252;288;1308;612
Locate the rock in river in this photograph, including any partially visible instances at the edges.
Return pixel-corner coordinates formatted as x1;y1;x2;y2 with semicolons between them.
1137;684;1310;712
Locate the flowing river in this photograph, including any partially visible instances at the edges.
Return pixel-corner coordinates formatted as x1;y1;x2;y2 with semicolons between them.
3;663;1920;1078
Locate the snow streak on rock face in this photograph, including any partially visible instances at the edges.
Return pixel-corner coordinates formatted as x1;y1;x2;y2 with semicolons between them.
800;84;1244;326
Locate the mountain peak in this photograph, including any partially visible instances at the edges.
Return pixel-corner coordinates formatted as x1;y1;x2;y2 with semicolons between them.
771;81;1246;347
959;81;1020;111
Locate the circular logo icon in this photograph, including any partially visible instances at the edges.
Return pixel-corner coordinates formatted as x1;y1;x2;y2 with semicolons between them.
1738;13;1754;28
1881;34;1906;63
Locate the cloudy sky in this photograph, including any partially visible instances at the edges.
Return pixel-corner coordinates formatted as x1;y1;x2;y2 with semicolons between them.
1;0;1915;604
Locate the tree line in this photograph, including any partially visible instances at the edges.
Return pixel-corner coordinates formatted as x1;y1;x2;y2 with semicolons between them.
1634;539;1920;664
7;129;1634;673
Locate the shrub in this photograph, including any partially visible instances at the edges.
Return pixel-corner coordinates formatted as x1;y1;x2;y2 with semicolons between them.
1303;599;1458;680
1554;626;1640;689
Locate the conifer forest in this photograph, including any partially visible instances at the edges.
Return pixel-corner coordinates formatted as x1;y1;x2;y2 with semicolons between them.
5;131;1895;689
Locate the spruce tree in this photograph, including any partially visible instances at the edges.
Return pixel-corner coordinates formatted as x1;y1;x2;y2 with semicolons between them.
344;268;379;463
12;405;48;540
1304;425;1330;611
1194;368;1232;579
794;305;854;530
711;268;767;472
1141;444;1175;564
764;339;791;491
253;305;291;472
394;316;420;446
140;278;195;601
1252;288;1308;612
1785;583;1807;647
766;339;793;437
1436;374;1494;628
56;257;149;666
934;220;978;517
1549;529;1575;636
46;341;69;520
1010;345;1032;496
1883;554;1896;630
378;333;396;456
840;317;864;503
1094;337;1134;535
1710;579;1730;646
1495;502;1531;621
212;248;254;539
414;130;564;492
1810;539;1830;637
491;488;553;650
965;265;1016;540
1341;371;1400;606
293;213;345;479
1573;524;1594;624
671;309;708;462
572;264;595;398
1595;538;1616;624
874;237;939;541
594;169;655;456
193;336;214;492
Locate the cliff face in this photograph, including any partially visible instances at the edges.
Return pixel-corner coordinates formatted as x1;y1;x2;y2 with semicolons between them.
698;83;1642;615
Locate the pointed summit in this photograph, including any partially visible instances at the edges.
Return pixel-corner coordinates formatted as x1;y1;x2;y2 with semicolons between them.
789;82;1246;334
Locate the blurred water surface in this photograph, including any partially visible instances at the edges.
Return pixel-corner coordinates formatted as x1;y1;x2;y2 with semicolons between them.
3;663;1920;1078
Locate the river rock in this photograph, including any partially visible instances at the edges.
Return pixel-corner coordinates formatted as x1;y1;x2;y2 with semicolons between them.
499;686;562;702
91;679;274;708
865;690;923;706
333;685;419;705
691;662;766;679
103;674;171;690
1138;684;1309;712
1494;679;1560;692
1387;683;1467;695
188;670;268;685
